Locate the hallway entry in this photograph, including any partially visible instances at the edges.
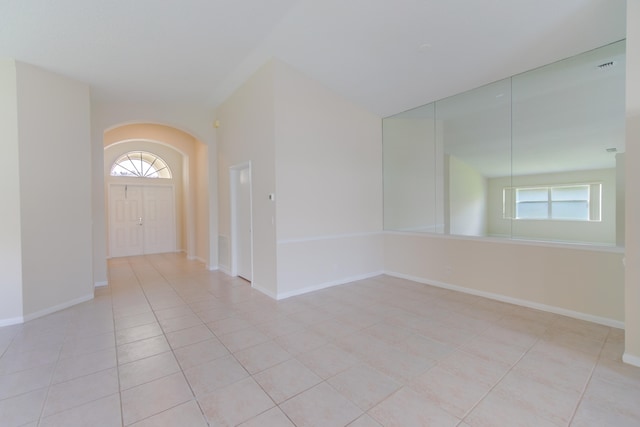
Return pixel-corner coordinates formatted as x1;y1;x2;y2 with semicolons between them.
109;184;176;257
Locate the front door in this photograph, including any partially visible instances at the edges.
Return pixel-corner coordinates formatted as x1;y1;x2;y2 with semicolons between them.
109;184;176;257
143;185;176;254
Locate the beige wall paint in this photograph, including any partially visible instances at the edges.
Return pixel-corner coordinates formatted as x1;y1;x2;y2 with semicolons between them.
385;232;624;325
216;61;278;296
0;60;24;324
624;0;640;364
15;62;93;319
104;123;199;155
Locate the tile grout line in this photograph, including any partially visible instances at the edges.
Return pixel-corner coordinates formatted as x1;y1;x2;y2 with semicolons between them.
33;339;63;426
175;254;308;426
566;326;610;426
33;302;81;425
456;313;551;424
114;256;185;425
21;278;114;424
116;257;140;427
157;257;363;426
153;254;228;427
126;255;204;426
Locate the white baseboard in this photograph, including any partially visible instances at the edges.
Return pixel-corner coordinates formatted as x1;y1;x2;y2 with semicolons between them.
193;256;208;265
252;284;278;299
208;265;219;271
218;266;232;276
623;353;640;367
94;281;108;288
385;271;624;329
22;293;95;323
276;271;384;300
0;315;25;327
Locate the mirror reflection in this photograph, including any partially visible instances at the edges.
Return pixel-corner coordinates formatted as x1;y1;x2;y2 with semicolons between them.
383;103;439;232
383;40;625;246
437;78;511;238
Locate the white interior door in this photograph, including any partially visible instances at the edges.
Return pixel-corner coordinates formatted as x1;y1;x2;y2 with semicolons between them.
109;184;176;257
232;164;253;282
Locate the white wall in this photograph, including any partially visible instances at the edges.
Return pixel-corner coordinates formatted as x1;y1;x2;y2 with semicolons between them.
215;61;278;296
15;62;93;319
447;155;488;236
273;60;383;297
0;60;24;325
488;168;616;244
216;60;383;298
91;102;216;283
624;0;640;365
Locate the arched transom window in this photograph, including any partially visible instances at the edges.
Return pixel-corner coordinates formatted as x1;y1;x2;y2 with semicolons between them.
110;151;172;179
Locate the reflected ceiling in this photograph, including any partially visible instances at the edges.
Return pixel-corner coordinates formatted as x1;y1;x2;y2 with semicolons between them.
389;41;626;177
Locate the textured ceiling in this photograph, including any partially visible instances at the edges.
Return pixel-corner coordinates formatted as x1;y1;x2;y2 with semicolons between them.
0;0;627;117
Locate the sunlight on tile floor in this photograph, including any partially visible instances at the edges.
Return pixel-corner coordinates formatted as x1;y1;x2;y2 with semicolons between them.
1;253;639;426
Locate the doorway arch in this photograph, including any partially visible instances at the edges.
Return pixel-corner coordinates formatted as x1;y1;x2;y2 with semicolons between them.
103;123;209;264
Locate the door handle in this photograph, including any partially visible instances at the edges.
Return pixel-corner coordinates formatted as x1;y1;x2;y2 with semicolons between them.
138;217;143;226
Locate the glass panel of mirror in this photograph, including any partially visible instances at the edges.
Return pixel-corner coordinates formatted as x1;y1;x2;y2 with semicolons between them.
383;40;625;246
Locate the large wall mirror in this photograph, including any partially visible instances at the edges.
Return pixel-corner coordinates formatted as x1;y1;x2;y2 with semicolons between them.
383;40;625;246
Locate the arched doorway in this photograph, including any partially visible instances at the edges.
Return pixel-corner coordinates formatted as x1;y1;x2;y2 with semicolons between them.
103;123;209;263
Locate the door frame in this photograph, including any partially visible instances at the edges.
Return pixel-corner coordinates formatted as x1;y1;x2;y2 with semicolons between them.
107;182;177;257
229;162;253;281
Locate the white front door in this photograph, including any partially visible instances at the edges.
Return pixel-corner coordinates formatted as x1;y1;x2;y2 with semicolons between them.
109;185;144;257
143;186;176;254
109;184;176;257
232;164;253;282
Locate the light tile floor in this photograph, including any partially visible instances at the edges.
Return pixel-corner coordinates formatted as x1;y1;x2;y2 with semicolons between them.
1;253;639;426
